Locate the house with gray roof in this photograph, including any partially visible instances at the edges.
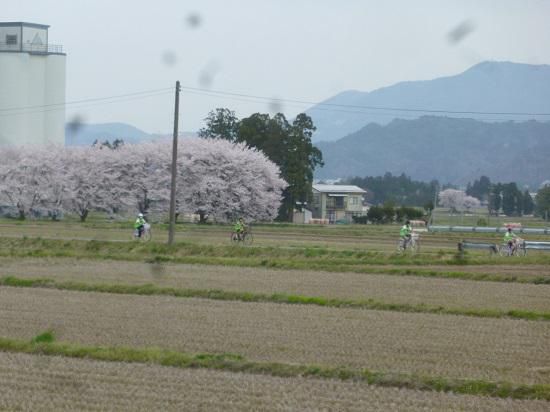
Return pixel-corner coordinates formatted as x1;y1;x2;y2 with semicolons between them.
311;184;367;223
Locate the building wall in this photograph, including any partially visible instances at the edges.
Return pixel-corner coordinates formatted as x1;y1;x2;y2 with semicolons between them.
21;27;47;46
0;52;65;146
0;26;21;50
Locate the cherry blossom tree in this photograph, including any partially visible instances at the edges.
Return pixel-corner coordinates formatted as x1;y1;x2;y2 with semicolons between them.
462;195;481;211
439;188;481;212
0;139;286;222
176;138;286;222
0;146;53;219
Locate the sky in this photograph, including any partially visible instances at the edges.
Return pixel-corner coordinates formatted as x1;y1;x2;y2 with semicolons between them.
3;0;550;134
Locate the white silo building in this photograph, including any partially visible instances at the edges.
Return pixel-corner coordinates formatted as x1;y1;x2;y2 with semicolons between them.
0;22;66;146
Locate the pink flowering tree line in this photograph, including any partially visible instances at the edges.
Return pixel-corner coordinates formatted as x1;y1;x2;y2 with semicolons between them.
438;188;481;213
0;139;287;222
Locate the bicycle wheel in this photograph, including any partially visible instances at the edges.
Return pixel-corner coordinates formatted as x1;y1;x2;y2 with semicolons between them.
410;240;419;253
230;232;239;244
397;239;405;252
243;232;253;245
515;243;527;257
498;244;510;257
143;229;152;242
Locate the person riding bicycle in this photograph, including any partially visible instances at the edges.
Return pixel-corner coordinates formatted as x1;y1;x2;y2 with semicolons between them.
400;220;412;249
503;227;517;254
134;213;146;238
233;217;247;241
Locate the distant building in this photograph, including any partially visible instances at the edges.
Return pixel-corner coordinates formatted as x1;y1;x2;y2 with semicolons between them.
0;22;66;146
311;184;367;223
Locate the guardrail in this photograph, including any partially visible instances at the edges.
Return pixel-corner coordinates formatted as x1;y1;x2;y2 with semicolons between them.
525;241;550;251
457;239;550;257
457;241;498;256
0;42;64;54
430;225;550;235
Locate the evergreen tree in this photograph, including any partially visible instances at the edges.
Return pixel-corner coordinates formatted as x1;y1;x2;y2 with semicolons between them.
522;190;535;215
200;109;323;221
488;184;502;215
535;186;550;220
347;173;437;206
502;183;520;216
466;176;491;201
198;108;239;141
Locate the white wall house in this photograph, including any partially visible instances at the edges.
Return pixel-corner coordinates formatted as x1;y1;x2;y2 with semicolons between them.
0;22;66;146
311;184;367;223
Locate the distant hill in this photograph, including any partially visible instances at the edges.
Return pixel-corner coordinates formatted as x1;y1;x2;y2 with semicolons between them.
65;122;197;146
315;116;550;188
65;122;151;146
307;61;550;142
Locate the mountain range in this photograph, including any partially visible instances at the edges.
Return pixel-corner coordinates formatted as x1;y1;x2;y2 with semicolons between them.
65;122;196;146
315;116;550;188
307;61;550;142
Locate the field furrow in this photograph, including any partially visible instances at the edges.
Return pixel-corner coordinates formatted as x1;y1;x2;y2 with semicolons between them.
1;258;549;313
1;286;549;385
1;352;548;412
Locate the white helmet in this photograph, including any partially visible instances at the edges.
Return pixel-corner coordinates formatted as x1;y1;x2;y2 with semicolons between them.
138;213;144;217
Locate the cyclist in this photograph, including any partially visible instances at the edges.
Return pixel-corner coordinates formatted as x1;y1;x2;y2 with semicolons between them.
399;220;412;250
233;217;246;241
503;227;517;255
134;213;146;238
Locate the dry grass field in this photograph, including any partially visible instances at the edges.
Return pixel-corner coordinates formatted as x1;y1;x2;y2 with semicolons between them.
2;352;549;412
1;286;549;385
1;221;550;409
2;258;550;313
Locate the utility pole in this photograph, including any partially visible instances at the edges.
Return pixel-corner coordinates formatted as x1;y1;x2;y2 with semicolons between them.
429;183;438;227
168;81;181;245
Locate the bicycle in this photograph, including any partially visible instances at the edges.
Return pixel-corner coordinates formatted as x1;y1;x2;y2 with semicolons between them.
132;223;152;242
397;232;420;253
498;238;526;257
230;228;253;245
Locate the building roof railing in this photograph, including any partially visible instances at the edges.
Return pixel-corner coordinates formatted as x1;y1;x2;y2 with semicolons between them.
0;43;64;55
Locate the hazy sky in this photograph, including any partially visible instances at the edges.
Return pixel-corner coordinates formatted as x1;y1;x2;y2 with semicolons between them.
4;0;550;133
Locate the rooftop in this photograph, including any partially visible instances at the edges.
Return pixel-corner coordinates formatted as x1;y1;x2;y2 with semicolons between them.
0;22;50;29
313;184;366;194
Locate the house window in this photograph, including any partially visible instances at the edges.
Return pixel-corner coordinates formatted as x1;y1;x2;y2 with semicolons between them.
327;196;344;209
6;35;17;45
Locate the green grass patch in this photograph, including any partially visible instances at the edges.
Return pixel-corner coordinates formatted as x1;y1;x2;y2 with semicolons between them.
1;237;550;285
2;275;549;321
30;330;55;344
0;336;548;400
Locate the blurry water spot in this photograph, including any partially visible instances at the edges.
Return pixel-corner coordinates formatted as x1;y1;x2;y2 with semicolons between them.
67;114;84;134
447;20;475;45
198;60;221;89
67;114;85;143
161;50;178;67
185;13;202;29
149;262;166;278
268;98;283;115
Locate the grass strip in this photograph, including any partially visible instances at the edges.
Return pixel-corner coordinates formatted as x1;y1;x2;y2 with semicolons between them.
0;336;548;401
2;275;549;321
3;236;550;266
1;238;549;284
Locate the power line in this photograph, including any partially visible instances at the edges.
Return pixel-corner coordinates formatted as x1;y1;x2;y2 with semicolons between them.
1;83;549;121
0;87;173;113
178;84;550;117
0;90;173;117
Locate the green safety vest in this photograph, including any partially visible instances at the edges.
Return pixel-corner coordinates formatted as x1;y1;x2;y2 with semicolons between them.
134;217;145;229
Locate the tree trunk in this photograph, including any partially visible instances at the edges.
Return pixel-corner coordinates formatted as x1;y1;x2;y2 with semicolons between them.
79;209;89;222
